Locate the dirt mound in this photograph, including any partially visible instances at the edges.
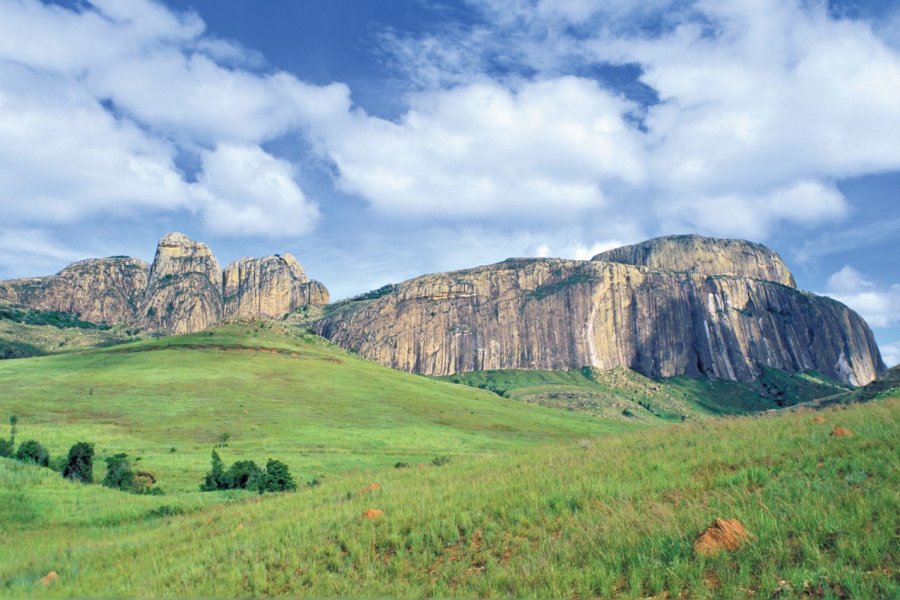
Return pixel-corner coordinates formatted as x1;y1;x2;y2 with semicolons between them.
358;482;381;495
362;508;384;519
38;571;59;586
694;518;750;556
811;415;826;424
830;427;853;437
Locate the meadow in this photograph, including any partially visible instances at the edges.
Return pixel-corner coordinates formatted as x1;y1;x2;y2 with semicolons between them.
0;323;897;598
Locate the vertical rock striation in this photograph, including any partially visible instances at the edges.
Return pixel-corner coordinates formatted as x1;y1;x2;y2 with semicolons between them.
223;255;329;319
0;232;328;334
313;237;885;386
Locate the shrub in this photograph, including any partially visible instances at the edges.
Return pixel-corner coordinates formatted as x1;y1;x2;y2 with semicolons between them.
259;459;296;493
222;460;262;490
432;455;451;467
102;453;136;492
394;462;410;469
63;442;94;483
0;439;12;458
15;440;49;467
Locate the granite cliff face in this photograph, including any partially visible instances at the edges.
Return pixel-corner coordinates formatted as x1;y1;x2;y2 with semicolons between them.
224;255;329;319
0;233;328;334
593;235;797;287
0;258;149;324
313;236;884;386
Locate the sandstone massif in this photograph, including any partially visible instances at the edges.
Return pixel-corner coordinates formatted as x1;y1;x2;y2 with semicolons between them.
313;235;885;386
0;233;328;334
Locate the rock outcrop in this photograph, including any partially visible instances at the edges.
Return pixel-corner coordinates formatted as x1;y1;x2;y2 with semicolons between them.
0;258;149;324
593;235;797;287
139;233;224;334
0;233;328;334
223;255;329;319
313;236;884;386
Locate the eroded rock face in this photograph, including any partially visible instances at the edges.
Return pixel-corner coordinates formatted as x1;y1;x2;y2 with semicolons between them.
0;258;149;324
138;233;224;333
0;232;328;334
593;235;797;288
223;254;329;319
313;244;884;386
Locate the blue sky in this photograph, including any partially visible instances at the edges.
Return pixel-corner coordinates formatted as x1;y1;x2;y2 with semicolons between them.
0;0;898;365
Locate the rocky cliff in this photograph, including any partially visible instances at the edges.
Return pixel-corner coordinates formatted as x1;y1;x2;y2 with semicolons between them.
0;257;149;324
592;235;797;287
224;255;329;319
0;233;328;334
313;236;884;386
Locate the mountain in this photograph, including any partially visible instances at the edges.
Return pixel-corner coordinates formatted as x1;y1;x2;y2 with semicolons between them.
0;233;328;335
312;235;884;386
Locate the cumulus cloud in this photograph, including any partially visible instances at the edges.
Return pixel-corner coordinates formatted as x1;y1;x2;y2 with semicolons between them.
317;77;645;219
822;266;900;328
196;145;319;238
366;0;900;237
0;0;342;238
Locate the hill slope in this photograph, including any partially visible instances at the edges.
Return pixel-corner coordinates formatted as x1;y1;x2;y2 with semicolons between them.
1;396;896;598
0;323;631;492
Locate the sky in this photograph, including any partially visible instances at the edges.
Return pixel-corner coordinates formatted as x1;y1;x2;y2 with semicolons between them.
0;0;898;365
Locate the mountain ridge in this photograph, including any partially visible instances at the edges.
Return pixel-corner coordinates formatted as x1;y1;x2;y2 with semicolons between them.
312;235;884;386
0;233;329;335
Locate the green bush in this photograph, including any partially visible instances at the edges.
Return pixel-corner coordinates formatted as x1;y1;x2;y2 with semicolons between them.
102;453;136;492
222;460;262;490
0;439;12;458
259;459;296;492
63;442;94;483
15;440;49;467
432;455;451;467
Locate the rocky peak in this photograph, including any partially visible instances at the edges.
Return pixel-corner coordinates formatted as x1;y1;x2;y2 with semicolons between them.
223;254;328;319
1;232;329;335
147;232;222;289
592;235;797;287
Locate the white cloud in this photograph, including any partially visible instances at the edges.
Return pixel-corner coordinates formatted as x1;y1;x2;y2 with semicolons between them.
371;0;900;237
822;266;900;328
0;0;345;239
658;180;847;239
196;145;319;238
316;77;645;219
881;341;900;368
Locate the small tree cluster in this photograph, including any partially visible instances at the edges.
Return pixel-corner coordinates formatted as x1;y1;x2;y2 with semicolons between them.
63;442;95;483
200;450;296;493
101;453;160;494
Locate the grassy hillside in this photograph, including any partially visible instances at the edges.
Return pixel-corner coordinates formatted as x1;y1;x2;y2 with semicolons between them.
439;366;849;422
0;323;630;492
0;304;141;358
0;397;896;598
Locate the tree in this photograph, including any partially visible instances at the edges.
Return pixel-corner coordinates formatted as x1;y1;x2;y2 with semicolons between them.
63;442;95;483
200;449;226;491
260;459;296;493
102;453;136;492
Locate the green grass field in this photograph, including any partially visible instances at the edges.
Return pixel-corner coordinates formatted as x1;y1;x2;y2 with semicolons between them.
0;324;897;598
439;365;849;422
